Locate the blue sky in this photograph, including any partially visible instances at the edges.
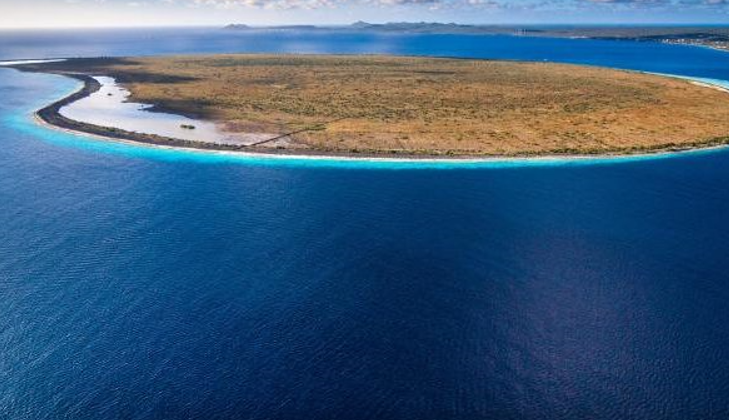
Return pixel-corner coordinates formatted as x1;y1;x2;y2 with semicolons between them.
0;0;727;28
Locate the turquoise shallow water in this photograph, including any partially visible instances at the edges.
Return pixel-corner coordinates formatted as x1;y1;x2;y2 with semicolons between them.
3;29;729;420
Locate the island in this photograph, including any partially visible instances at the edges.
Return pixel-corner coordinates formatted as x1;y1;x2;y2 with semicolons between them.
12;54;729;158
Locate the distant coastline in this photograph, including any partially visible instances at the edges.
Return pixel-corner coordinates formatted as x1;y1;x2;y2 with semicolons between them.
225;22;729;53
11;55;729;161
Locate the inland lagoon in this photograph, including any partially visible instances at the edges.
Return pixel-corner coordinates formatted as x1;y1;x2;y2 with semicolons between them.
2;28;729;419
58;76;253;146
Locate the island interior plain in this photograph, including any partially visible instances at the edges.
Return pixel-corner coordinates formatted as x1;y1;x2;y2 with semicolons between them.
14;54;729;158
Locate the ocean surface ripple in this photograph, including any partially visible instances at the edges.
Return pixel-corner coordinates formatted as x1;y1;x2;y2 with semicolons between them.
1;29;729;419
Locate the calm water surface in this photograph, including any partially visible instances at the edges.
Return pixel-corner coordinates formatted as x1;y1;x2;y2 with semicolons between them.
2;29;729;419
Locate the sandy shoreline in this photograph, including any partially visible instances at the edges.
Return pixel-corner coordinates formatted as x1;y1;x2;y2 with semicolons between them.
690;80;729;94
34;111;729;166
17;65;729;164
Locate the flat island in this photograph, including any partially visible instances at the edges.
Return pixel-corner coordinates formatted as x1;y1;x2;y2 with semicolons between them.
15;55;729;158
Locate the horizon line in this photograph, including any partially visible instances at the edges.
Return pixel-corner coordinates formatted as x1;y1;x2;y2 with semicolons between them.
2;22;729;30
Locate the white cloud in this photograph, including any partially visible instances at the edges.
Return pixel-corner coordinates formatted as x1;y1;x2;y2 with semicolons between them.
189;0;728;10
191;0;506;9
192;0;336;9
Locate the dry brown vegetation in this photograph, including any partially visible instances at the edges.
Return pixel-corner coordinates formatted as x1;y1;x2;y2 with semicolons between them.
35;54;729;155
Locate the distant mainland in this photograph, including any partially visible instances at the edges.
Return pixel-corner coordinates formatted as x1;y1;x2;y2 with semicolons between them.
11;54;729;159
226;22;729;52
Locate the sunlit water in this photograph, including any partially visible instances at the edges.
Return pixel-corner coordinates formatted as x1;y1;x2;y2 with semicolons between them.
2;28;729;419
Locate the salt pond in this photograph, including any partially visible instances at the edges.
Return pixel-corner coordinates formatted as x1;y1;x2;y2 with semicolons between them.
59;76;271;146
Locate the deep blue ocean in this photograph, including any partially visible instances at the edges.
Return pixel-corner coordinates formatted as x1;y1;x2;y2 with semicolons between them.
3;28;729;419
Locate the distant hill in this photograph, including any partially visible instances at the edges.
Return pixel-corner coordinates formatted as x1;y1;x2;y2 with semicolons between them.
341;21;485;33
224;24;250;30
